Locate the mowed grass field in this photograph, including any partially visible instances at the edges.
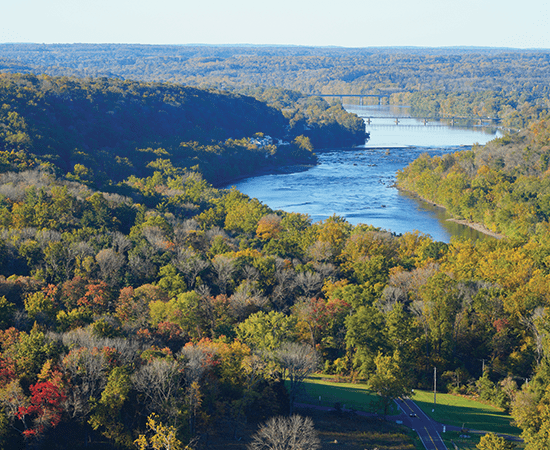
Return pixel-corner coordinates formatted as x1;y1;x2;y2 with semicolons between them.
294;374;399;415
412;389;521;436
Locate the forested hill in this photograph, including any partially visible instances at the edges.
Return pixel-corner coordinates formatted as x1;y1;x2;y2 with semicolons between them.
2;44;549;94
4;50;550;450
0;73;365;187
2;44;550;128
397;116;550;240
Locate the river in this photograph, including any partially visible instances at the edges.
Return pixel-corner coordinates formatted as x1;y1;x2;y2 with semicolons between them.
228;105;503;243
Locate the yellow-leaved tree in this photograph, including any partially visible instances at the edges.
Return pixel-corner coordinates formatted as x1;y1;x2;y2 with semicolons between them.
135;413;186;450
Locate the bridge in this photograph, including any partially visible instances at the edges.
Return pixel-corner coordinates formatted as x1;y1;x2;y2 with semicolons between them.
309;93;500;124
312;92;414;105
356;114;500;126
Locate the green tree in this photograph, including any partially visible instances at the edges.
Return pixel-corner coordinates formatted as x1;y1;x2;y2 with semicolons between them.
0;297;15;329
345;305;389;375
477;432;516;450
89;367;133;448
368;351;411;415
237;311;297;352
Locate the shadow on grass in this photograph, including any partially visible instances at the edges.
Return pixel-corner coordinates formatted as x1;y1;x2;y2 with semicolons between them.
294;375;398;415
413;391;520;436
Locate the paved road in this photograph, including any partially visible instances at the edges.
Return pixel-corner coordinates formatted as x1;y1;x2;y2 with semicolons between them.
395;397;449;450
296;398;520;450
296;399;449;450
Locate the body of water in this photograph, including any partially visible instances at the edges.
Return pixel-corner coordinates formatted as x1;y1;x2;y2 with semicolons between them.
228;105;503;243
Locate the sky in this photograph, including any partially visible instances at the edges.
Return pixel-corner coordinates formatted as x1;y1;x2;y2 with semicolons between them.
1;0;549;49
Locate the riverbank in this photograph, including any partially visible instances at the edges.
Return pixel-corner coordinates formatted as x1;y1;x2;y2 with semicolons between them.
214;163;316;189
447;218;505;240
397;187;506;240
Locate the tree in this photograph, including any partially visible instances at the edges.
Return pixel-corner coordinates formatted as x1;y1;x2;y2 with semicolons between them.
135;413;184;450
292;296;351;354
276;342;320;415
477;432;516;450
132;358;183;420
211;254;236;295
15;325;55;379
295;271;323;298
256;214;283;241
95;248;125;285
149;291;204;338
0;296;15;329
88;367;133;448
368;351;411;416
248;415;320;450
16;380;67;440
293;135;314;152
511;386;550;450
345;305;389;375
24;287;58;323
179;342;218;437
237;311;297;352
510;387;539;432
61;346;108;423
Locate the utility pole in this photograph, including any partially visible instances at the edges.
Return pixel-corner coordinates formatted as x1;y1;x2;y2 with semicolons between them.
434;367;437;405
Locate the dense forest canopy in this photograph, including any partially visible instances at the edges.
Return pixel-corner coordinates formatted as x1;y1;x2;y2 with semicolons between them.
0;73;365;188
2;44;550;449
397;117;550;240
2;43;550;128
2;44;550;94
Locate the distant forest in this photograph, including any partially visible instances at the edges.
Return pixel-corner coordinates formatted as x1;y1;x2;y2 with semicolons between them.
2;43;550;128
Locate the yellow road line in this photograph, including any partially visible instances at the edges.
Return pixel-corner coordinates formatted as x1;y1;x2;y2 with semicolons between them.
427;426;442;449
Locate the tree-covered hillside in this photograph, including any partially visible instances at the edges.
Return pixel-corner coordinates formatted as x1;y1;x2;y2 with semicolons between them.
0;120;549;448
397;117;550;240
3;47;550;450
0;73;365;188
2;43;550;128
2;136;550;448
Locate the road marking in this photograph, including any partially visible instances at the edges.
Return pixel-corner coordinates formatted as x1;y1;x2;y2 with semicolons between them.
426;427;437;448
416;428;429;450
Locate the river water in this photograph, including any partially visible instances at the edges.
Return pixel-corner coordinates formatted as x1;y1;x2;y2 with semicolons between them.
229;105;503;243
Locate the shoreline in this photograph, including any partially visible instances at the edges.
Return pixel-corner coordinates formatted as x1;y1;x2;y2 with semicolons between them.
212;162;316;189
397;187;506;240
446;218;505;240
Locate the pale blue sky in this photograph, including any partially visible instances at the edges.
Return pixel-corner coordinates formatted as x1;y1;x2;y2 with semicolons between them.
1;0;549;49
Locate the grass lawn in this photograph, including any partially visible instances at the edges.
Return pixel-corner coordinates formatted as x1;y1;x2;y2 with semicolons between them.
293;373;398;415
412;390;521;437
438;430;524;450
440;431;482;450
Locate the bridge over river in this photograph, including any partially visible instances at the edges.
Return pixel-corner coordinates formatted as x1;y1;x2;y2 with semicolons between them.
312;94;499;125
314;93;405;105
358;114;500;126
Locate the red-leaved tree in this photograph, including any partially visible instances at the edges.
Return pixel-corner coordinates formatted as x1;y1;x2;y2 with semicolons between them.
17;380;66;439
